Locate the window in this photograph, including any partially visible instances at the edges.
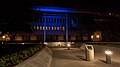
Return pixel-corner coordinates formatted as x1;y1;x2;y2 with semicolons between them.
52;27;54;30
53;18;56;23
33;26;36;30
63;27;65;30
43;27;45;30
60;26;65;31
51;18;53;23
54;27;56;30
40;26;42;30
46;27;48;30
37;26;39;30
60;18;63;23
49;27;50;30
57;27;59;30
60;27;62;30
46;18;50;23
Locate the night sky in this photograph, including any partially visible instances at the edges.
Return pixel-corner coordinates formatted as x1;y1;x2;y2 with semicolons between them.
0;0;120;34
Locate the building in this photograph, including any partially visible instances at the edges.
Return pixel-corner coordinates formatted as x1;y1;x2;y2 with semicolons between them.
14;6;101;44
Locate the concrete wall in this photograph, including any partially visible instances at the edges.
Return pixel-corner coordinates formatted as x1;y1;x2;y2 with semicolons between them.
15;46;52;67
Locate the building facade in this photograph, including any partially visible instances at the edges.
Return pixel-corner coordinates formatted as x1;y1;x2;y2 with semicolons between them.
14;6;99;42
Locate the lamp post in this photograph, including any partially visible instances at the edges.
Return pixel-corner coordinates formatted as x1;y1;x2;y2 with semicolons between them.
105;50;113;64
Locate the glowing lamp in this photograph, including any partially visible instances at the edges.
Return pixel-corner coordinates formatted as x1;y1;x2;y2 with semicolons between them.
96;35;100;38
2;35;6;39
67;44;71;47
91;35;93;39
105;51;112;55
105;50;113;64
22;43;25;45
44;42;48;45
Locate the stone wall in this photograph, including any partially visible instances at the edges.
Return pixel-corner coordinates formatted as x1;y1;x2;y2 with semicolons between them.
15;46;52;67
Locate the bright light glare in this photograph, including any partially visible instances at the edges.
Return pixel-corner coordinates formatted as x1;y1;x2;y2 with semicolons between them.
105;51;112;55
58;42;60;44
96;35;100;38
91;35;93;39
22;43;25;45
2;36;5;39
67;44;71;47
44;42;48;45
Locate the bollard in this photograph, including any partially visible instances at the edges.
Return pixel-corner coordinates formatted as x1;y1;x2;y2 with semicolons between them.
105;51;112;64
67;44;71;50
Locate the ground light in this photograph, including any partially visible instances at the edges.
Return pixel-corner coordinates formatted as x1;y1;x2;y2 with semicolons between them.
105;50;113;64
22;43;25;45
67;43;71;50
44;42;48;45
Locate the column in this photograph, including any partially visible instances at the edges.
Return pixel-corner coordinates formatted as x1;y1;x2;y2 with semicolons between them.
43;13;46;42
66;13;68;43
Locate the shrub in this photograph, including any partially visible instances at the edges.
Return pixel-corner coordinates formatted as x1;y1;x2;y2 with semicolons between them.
0;44;43;67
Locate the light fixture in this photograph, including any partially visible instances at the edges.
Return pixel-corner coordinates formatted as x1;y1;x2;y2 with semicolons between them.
2;35;6;39
105;50;112;55
96;35;100;38
91;35;93;39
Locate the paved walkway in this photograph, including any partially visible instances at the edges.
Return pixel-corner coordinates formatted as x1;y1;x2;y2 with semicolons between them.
50;45;120;67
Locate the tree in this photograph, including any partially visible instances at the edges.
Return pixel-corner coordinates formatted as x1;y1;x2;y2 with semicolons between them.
0;1;40;41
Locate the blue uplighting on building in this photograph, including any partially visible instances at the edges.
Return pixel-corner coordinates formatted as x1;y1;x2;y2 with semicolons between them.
32;6;79;13
30;6;81;42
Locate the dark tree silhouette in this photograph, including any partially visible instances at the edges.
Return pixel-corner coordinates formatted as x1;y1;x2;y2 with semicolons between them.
0;1;40;41
0;1;39;32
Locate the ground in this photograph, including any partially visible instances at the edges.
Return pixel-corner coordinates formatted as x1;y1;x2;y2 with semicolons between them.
50;45;120;67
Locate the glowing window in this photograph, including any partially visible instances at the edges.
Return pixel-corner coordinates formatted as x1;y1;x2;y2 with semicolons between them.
33;26;36;30
49;27;50;30
63;27;64;30
60;27;62;30
37;26;39;30
60;27;64;30
52;27;54;30
54;27;56;30
57;27;59;30
46;27;48;30
40;26;42;30
43;27;44;30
